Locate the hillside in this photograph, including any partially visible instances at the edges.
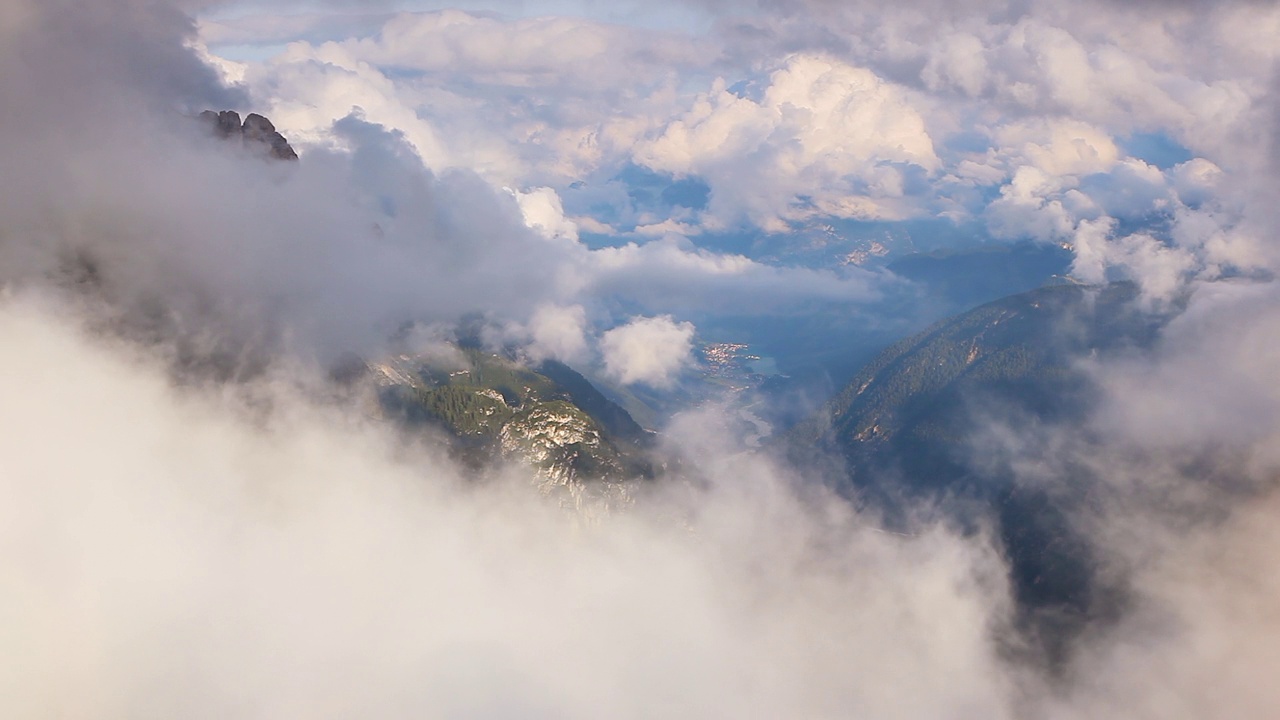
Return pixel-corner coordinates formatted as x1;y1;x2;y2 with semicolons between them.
370;346;654;499
811;282;1168;476
789;281;1181;659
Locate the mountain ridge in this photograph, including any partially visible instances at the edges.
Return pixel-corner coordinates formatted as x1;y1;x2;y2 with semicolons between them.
370;345;655;499
784;280;1184;663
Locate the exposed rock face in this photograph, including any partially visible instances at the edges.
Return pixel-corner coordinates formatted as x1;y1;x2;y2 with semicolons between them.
199;109;298;160
369;345;653;512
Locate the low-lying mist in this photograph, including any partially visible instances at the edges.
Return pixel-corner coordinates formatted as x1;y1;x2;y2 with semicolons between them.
1;294;1022;718
4;288;1280;718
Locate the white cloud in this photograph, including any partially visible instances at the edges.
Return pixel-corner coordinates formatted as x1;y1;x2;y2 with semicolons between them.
1171;157;1224;207
511;186;580;243
635;54;939;230
333;10;710;91
525;303;590;364
577;237;883;315
921;31;989;97
985;166;1081;242
600;314;695;387
0;295;1024;719
245;42;453;167
1084;158;1173;219
211;9;707;186
993;118;1120;178
198;1;1277;268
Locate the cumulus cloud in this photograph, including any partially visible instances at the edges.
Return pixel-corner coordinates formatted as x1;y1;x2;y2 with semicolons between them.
327;10;711;91
600;315;696;387
511;186;580;243
524;303;590;364
635;54;940;230
993;119;1120;178
216;9;711;185
1170;157;1224;207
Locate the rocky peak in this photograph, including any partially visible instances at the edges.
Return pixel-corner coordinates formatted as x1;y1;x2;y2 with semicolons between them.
199;109;298;161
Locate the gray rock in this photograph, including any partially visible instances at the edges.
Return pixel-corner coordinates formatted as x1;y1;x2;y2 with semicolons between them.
199;109;297;160
241;112;276;140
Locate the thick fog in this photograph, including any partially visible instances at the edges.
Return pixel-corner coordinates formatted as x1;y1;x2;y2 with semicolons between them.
2;0;1280;717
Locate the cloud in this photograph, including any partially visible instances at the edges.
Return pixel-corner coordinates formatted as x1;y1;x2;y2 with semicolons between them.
969;275;1280;715
993;119;1120;178
511;186;580;243
245;42;454;166
600;314;696;387
635;54;940;230
984;165;1083;242
196;1;1280;306
330;10;711;91
1170;157;1224;207
0;0;903;373
0;103;582;363
524;303;590;364
218;8;712;185
0;0;240;116
7;287;1280;719
578;236;886;315
0;294;1025;719
1090;280;1280;458
198;0;1280;291
1052;488;1280;719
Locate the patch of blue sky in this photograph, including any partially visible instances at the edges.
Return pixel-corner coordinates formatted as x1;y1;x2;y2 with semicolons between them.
726;77;768;102
941;128;993;156
577;231;639;250
614;165;710;210
1120;131;1194;170
561;165;710;236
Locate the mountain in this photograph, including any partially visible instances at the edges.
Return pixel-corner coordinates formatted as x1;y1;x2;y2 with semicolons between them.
788;281;1180;659
369;346;654;501
199;110;298;160
806;282;1171;481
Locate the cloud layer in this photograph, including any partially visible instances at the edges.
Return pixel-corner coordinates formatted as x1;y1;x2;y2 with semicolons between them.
0;295;1021;719
203;0;1280;298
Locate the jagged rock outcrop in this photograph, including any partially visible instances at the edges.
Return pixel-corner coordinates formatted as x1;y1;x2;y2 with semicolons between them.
199;109;298;160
